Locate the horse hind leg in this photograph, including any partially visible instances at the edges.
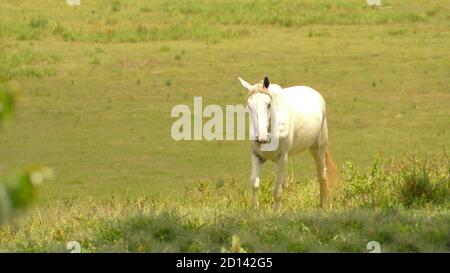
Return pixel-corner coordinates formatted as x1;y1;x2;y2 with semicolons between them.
310;145;330;208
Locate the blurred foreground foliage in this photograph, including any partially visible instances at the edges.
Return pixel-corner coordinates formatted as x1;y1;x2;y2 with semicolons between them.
0;81;52;224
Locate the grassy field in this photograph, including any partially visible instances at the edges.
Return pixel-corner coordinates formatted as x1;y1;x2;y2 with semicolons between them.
0;0;449;252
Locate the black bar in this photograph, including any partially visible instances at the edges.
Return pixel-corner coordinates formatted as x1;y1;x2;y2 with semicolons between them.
0;253;446;272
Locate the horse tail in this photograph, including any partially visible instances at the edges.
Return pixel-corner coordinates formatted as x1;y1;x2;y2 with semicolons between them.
321;115;339;190
325;148;339;190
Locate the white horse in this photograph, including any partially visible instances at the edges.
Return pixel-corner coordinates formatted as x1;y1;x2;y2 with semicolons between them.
238;76;338;210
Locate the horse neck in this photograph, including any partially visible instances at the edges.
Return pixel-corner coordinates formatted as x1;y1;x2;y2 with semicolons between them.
269;89;285;109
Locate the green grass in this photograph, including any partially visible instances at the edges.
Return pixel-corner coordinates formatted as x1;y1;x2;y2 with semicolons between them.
1;204;449;252
0;154;448;252
0;0;449;252
0;48;57;80
0;0;447;43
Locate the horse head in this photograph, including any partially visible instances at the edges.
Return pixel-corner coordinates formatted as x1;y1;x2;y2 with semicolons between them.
238;76;274;144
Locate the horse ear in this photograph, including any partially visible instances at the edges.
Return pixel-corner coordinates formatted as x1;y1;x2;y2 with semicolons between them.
263;76;270;89
238;77;253;91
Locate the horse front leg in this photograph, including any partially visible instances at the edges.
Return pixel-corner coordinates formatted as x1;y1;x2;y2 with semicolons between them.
274;153;288;212
250;153;262;209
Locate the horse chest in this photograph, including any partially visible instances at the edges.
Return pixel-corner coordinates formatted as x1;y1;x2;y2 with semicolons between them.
251;141;286;162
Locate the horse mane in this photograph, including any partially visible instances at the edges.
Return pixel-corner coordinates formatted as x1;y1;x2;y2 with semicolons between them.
246;82;272;101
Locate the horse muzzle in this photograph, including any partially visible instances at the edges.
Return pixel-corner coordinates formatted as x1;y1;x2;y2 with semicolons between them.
256;136;270;144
